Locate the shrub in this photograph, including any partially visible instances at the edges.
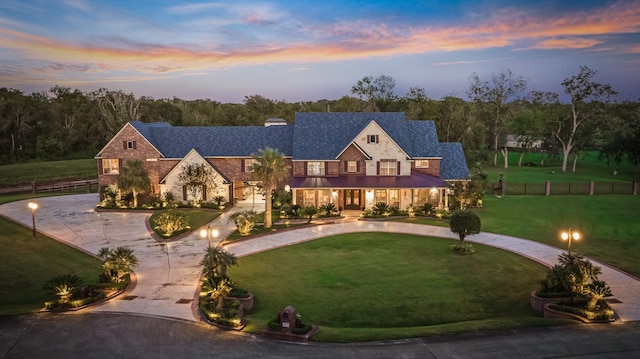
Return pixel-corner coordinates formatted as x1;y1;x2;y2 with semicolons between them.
301;205;318;223
153;209;190;237
99;185;118;208
372;202;390;216
229;210;257;235
319;202;337;216
43;274;84;304
389;206;405;216
450;243;476;255
420;203;434;216
213;195;226;207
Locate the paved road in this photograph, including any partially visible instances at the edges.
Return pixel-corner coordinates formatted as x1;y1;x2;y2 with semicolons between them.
1;313;639;358
1;193;639;358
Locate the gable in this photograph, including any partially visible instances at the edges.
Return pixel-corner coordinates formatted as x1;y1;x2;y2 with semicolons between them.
352;120;409;160
160;149;229;185
95;122;162;158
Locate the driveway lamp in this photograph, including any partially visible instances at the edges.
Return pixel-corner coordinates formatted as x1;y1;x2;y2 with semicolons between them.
561;228;580;254
28;201;38;240
200;225;220;248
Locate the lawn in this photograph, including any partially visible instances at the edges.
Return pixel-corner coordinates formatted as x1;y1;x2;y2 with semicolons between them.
229;232;559;342
0;159;96;186
479;195;640;278
483;151;639;184
0;217;103;315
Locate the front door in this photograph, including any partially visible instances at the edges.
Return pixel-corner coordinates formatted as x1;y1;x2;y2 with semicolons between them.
344;189;361;210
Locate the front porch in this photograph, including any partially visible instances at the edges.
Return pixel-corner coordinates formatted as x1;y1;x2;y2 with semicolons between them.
289;172;451;211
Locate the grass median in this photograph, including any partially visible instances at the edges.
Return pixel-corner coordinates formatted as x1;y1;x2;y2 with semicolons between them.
229;232;560;342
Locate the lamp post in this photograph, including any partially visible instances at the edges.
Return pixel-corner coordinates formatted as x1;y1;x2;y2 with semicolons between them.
28;201;38;240
561;227;580;254
200;225;220;247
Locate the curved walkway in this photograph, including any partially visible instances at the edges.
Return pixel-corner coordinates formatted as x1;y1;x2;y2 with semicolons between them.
1;193;638;323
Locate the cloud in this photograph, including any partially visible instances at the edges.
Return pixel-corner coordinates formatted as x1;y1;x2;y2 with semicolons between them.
1;0;639;85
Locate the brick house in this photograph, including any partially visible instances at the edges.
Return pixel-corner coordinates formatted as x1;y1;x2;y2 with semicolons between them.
95;112;469;209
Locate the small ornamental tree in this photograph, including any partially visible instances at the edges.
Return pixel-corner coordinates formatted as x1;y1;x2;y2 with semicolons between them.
449;209;481;243
178;163;220;207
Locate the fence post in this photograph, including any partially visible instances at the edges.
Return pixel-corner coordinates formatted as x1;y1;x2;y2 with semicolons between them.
31;181;36;194
545;181;550;196
501;182;506;197
634;181;638;195
589;180;594;195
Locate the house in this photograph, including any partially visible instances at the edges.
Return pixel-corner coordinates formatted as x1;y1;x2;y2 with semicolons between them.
95;112;469;210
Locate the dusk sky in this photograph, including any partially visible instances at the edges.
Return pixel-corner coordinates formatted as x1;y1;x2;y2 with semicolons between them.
1;0;639;103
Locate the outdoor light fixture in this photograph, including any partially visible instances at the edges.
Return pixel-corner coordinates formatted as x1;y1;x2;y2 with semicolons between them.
284;185;291;193
561;228;580;254
28;201;38;240
200;225;220;247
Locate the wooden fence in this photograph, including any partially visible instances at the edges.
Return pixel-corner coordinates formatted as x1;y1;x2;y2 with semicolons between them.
32;178;98;194
486;181;639;196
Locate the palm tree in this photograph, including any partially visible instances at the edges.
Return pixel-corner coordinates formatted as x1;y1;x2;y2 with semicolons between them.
251;148;290;229
101;247;138;282
200;245;237;280
117;159;151;208
43;274;83;304
583;280;612;311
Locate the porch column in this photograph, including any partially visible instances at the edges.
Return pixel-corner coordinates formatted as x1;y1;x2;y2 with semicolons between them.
444;189;449;209
439;189;444;208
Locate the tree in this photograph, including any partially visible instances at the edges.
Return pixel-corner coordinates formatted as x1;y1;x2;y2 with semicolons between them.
200;246;237;311
201;245;237;280
301;205;318;223
555;66;617;172
449;210;481;243
177;163;220;206
251;148;290;229
468;70;527;168
117;160;151;208
351;75;397;111
99;247;139;283
91;88;140;139
600;102;640;172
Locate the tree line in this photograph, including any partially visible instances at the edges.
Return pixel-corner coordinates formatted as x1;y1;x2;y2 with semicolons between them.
1;65;638;172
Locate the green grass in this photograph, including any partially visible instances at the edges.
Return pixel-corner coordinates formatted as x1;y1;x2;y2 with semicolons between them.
484;151;639;183
229;232;561;342
0;218;103;315
0;159;96;186
479;195;640;278
149;209;222;239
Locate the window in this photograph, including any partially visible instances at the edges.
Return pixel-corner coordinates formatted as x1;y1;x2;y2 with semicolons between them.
303;189;315;206
347;160;358;173
244;159;255;172
374;189;387;203
307;161;325;176
379;160;398;175
318;189;331;205
123;141;136;150
415;160;430;168
102;159;120;175
389;189;399;207
367;135;379;144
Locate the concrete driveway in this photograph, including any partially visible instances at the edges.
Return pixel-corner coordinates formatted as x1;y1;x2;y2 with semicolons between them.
2;193;640;358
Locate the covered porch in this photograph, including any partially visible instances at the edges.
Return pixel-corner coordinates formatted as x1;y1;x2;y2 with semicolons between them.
290;172;450;211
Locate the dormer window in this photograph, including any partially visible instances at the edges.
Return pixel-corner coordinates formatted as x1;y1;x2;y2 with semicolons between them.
367;135;379;144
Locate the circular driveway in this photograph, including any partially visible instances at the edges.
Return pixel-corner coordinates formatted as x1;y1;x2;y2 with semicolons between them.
1;194;639;358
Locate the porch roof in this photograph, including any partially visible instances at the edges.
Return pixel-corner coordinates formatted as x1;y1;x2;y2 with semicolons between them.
290;171;450;189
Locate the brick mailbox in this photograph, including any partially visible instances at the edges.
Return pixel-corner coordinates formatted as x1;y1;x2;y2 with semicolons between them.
278;305;297;333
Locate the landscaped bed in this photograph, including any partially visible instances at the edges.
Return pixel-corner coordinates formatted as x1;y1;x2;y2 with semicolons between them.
228;232;564;342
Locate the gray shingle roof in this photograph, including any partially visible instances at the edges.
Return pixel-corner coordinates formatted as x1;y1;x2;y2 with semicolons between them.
130;121;292;158
439;142;470;180
292;112;441;160
128;113;470;181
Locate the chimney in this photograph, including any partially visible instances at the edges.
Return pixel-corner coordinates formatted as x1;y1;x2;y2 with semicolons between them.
264;118;287;127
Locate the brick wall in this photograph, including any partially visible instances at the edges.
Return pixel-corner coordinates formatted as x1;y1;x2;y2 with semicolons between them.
412;159;441;177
